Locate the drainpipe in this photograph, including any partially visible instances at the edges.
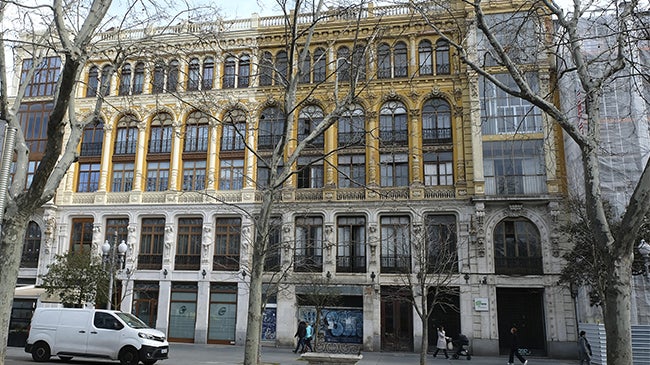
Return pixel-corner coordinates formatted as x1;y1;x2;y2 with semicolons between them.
0;123;16;229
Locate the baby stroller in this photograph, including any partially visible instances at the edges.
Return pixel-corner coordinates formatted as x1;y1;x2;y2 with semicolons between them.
451;333;471;360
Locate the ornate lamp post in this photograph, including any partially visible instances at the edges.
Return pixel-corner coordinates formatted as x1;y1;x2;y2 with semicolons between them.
638;239;650;278
102;231;127;309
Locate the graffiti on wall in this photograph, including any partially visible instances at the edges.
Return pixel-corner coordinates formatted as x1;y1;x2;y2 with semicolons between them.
298;307;363;344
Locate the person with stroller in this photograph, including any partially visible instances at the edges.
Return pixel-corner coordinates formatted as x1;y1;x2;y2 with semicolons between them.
452;333;471;359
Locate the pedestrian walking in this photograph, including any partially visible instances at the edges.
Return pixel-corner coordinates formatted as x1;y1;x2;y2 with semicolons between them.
433;325;450;359
508;326;528;365
578;330;592;365
303;322;314;352
292;321;306;353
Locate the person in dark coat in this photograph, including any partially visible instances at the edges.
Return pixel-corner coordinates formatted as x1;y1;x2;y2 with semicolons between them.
508;326;528;365
578;330;592;365
293;321;307;353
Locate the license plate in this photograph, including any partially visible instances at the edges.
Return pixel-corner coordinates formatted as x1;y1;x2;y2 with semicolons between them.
161;348;168;354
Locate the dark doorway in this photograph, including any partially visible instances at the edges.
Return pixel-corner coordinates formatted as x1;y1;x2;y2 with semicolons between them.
133;281;159;328
497;288;546;356
381;286;413;351
8;299;36;347
427;288;461;351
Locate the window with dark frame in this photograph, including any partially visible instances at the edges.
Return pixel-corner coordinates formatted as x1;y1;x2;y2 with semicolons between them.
337;216;366;273
138;218;165;270
294;216;323;272
213;218;241;271
175;218;203;270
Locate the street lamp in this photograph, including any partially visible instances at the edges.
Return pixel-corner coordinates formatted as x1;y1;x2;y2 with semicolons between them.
638;239;650;278
102;231;127;309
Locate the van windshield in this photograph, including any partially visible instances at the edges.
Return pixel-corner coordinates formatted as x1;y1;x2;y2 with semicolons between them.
115;312;149;329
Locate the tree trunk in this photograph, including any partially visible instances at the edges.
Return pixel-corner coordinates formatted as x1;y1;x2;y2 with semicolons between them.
420;315;429;365
603;251;633;364
0;212;29;365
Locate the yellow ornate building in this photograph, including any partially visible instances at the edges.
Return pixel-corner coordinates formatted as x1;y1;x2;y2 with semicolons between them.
14;1;575;358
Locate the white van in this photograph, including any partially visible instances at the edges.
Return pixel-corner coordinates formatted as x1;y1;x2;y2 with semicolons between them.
25;308;168;365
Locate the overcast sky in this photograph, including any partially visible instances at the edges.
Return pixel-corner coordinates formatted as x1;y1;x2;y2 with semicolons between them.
218;0;278;19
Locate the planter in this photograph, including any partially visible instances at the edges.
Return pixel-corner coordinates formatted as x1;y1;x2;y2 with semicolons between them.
300;352;363;365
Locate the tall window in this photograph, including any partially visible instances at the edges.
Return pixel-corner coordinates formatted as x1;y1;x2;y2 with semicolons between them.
118;63;132;95
145;162;169;191
182;160;206;191
149;113;173;154
152;61;165;93
295;216;323;272
238;55;250;88
313;48;326;83
213;218;241;271
87;66;99;97
380;216;410;273
352;45;367;81
275;51;288;86
297;157;323;189
264;217;282;271
202;57;214;90
380;153;409;187
337;47;350;82
21;57;61;97
184;111;209;153
25;161;39;189
393;42;407;77
483;140;547;195
418;40;433;75
338;154;365;188
19;102;53;155
299;49;311;84
298;105;324;147
377;43;391;79
187;58;201;91
337;216;366;273
424;152;453;186
80;119;104;156
379;101;408;145
138;218;165;269
219;159;244;190
175;218;202;270
114;116;138;155
258;107;284;149
70;218;94;254
223;56;236;89
132;62;145;94
424;215;457;272
259;51;273;86
111;163;134;192
167;60;179;92
422;98;452;144
494;218;542;275
221;109;246;151
338;105;365;146
100;65;112;96
105;218;129;246
479;73;543;134
21;221;41;268
77;163;101;192
435;40;450;74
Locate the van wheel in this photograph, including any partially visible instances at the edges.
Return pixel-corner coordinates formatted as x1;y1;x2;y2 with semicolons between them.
31;341;51;362
119;346;139;365
59;355;73;361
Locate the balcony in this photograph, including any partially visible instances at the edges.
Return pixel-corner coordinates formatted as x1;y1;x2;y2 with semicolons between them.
137;254;162;270
174;254;201;270
495;256;543;275
336;256;366;273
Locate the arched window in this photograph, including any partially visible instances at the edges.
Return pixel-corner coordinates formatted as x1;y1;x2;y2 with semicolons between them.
187;58;200;91
133;62;145;94
258;106;284;150
298;105;324;147
379;101;408;145
184;111;209;153
167;60;179;92
377;43;391;79
202;57;214;90
299;49;311;84
101;65;112;96
152;60;165;93
337;46;350;82
221;109;246;151
119;63;132;95
149;113;173;154
436;40;450;75
21;221;41;268
238;55;250;88
338;104;365;146
259;51;273;86
275;51;288;86
114;115;139;155
223;56;236;89
418;40;433;75
86;66;99;97
394;42;407;78
352;45;366;81
494;218;542;275
422;98;452;144
80;118;104;156
313;48;326;83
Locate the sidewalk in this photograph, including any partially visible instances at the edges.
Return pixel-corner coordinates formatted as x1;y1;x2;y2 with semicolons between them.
7;343;580;364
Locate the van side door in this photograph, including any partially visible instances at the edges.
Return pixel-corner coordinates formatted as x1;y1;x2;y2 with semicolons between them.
85;312;124;358
54;310;90;355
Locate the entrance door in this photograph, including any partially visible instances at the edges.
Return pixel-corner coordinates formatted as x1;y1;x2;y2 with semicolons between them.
381;287;413;351
497;288;546;356
134;299;158;328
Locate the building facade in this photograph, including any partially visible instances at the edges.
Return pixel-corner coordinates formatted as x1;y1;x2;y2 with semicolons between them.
13;1;577;358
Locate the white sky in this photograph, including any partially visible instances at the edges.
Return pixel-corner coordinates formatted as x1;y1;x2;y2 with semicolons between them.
218;0;278;19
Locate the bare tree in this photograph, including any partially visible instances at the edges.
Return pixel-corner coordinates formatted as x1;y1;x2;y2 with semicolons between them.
410;0;650;362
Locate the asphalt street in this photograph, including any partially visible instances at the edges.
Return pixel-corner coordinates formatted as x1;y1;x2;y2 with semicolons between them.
6;343;581;365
